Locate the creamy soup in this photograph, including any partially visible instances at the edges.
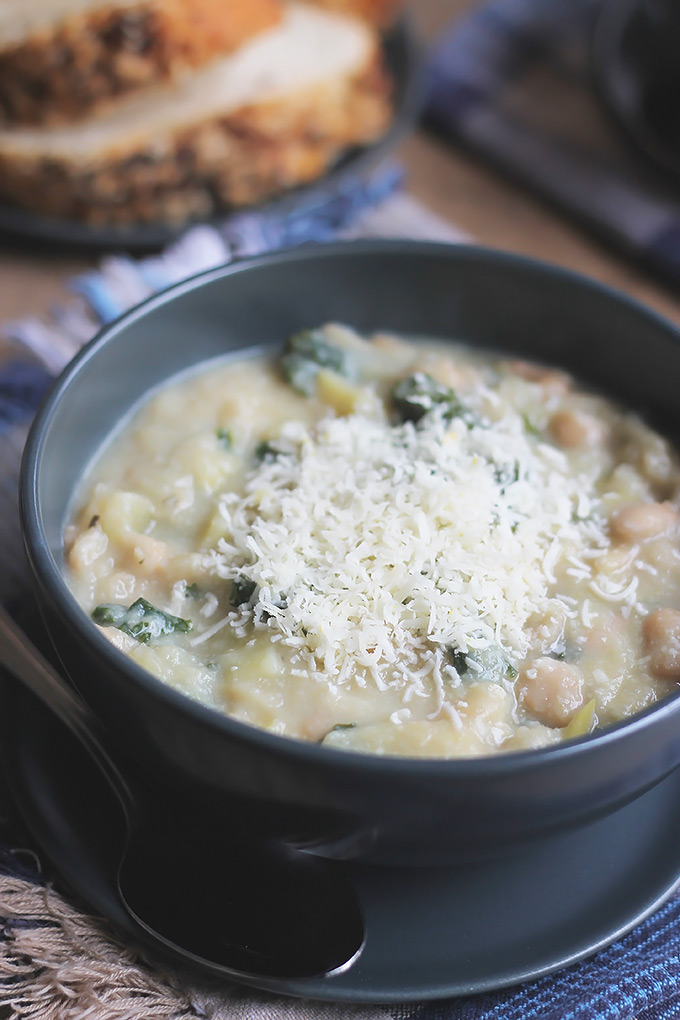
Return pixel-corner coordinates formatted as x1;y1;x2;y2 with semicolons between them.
65;325;680;757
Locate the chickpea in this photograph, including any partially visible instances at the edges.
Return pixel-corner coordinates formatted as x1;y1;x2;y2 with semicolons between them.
505;360;571;397
517;657;584;728
413;355;474;391
372;333;412;356
584;617;623;653
610;501;679;543
549;410;607;449
643;608;680;679
524;610;566;653
126;534;175;577
593;545;636;576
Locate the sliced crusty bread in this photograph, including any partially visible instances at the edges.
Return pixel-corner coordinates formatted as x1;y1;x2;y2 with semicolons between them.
0;0;283;125
307;0;404;27
0;3;392;225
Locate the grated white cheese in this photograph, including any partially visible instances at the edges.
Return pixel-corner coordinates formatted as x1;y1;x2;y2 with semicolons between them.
189;615;231;647
208;405;609;692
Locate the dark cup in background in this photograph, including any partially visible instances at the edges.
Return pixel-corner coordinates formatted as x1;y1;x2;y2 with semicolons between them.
630;1;680;139
594;0;680;176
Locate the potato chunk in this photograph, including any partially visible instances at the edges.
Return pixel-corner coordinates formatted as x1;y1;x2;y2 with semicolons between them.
172;433;238;494
517;658;584;727
68;523;108;570
316;369;364;415
98;490;153;539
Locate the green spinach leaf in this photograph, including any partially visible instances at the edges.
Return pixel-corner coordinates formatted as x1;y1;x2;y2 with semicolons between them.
391;373;477;427
281;329;356;395
92;598;192;644
448;644;518;681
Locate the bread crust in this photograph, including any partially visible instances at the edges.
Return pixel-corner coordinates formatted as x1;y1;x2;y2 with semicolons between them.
0;47;391;224
307;0;404;26
0;0;283;126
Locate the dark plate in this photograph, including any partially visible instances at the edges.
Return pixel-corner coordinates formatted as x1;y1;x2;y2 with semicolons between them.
0;19;420;254
592;0;680;181
4;667;680;1003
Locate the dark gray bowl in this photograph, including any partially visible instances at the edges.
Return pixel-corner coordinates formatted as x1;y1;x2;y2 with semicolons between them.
19;240;680;866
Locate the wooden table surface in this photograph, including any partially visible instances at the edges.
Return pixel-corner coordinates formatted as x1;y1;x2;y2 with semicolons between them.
0;0;678;331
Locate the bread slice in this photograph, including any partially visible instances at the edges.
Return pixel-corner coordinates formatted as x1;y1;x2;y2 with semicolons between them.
0;3;392;225
0;0;283;126
307;0;404;27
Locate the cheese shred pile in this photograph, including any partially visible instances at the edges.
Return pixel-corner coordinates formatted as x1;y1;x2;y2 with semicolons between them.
209;407;607;689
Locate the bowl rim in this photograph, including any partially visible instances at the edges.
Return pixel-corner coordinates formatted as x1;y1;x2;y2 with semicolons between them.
20;237;680;776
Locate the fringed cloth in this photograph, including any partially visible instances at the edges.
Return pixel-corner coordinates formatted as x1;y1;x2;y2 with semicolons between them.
0;871;392;1020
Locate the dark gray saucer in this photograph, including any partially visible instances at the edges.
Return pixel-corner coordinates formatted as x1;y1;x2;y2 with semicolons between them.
3;671;680;1003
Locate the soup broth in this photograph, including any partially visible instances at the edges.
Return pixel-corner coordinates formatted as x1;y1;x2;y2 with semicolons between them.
65;325;680;757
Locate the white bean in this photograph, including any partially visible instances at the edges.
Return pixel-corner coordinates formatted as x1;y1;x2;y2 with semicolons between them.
643;608;680;678
517;657;584;727
550;410;607;449
505;360;571;396
610;501;679;543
